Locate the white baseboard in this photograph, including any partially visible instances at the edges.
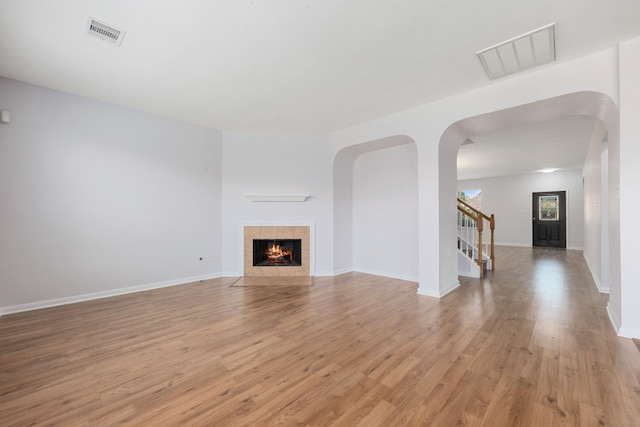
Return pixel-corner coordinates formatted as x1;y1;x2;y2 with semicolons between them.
440;280;461;297
417;280;460;298
606;302;640;339
606;302;621;334
583;253;608;294
352;267;418;283
417;288;439;297
495;242;584;251
0;273;222;316
494;242;531;248
618;327;640;339
222;271;242;278
314;270;338;277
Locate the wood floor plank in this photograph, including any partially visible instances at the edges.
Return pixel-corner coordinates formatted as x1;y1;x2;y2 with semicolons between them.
328;383;393;426
1;246;640;425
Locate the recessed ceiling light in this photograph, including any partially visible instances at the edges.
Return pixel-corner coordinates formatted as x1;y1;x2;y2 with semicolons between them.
477;23;556;80
539;168;557;173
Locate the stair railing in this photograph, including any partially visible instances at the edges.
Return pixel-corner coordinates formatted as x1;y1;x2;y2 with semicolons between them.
457;198;495;275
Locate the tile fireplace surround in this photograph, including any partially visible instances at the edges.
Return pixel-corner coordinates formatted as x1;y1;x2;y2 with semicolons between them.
243;225;310;277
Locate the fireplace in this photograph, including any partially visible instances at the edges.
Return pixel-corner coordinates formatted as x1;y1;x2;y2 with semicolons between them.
253;239;302;266
244;226;310;277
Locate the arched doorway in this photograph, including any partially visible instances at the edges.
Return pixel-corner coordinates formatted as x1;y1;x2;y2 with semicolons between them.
438;91;619;302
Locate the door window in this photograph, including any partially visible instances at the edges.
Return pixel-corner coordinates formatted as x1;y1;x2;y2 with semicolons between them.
538;195;559;221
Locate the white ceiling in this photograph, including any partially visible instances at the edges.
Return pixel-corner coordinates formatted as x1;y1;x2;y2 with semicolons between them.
1;0;640;133
457;115;600;181
1;1;638;180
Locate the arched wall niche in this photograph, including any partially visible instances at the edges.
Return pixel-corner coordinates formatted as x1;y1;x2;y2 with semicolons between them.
333;135;416;274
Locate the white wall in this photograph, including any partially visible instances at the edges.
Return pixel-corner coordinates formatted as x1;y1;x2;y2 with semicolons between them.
3;39;639;338
618;37;640;337
221;131;334;276
332;48;619;299
600;143;609;295
331;40;640;336
457;170;585;249
582;119;608;293
353;143;418;281
0;77;223;313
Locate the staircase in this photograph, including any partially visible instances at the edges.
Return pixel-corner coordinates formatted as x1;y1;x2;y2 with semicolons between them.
457;198;495;278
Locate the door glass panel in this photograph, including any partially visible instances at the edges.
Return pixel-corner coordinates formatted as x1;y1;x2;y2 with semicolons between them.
538;195;559;221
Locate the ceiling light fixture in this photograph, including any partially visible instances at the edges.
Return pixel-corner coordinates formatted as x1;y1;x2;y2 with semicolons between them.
539;168;557;174
476;23;556;80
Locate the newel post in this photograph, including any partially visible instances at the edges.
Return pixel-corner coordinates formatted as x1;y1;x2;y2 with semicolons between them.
490;214;495;270
477;215;483;277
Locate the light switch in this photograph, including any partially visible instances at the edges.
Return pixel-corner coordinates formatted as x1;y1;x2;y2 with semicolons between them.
0;110;10;124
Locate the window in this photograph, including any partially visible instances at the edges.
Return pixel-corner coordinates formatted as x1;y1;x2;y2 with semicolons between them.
538;195;559;221
458;189;481;210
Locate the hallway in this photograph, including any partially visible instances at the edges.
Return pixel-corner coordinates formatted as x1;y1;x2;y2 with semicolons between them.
456;246;640;425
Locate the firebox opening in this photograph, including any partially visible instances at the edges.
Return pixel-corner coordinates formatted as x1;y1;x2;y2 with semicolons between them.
253;239;302;267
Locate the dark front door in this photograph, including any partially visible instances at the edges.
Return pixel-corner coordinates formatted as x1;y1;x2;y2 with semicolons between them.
532;191;566;248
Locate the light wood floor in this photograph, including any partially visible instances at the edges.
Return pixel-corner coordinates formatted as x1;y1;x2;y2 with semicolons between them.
1;247;640;426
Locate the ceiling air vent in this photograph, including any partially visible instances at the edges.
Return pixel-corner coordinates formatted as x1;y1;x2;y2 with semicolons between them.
476;23;556;80
85;18;125;46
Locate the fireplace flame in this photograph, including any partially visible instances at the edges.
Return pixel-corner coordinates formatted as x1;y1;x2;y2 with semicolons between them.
266;244;292;260
269;244;282;257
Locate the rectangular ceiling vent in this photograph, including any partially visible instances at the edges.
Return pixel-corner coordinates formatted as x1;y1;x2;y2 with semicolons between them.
476;23;556;80
85;18;125;46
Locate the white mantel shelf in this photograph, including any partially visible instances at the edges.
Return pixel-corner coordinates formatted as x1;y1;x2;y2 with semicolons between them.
245;195;310;202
